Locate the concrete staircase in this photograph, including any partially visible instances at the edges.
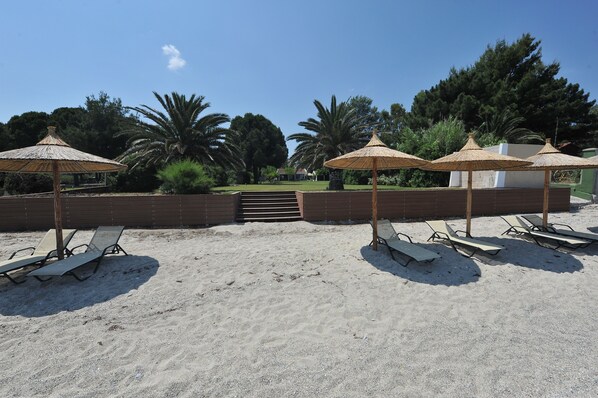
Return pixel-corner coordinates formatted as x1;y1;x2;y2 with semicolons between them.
236;192;302;222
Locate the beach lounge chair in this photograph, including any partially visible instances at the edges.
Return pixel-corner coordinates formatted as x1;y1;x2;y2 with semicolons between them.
500;216;590;250
0;229;77;284
28;226;128;282
372;219;441;266
522;214;598;245
426;220;504;257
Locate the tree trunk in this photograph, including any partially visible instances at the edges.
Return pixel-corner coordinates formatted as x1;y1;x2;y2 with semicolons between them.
328;169;344;190
253;166;260;184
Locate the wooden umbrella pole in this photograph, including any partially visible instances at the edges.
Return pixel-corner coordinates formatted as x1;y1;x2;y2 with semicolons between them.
372;158;378;251
466;169;473;237
52;161;64;260
543;169;550;228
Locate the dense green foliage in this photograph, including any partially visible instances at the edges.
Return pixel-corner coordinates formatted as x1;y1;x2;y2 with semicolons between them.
3;173;53;195
407;34;597;146
396;118;500;187
156;160;214;194
288;96;371;190
119;92;243;171
230;113;287;183
262;165;279;183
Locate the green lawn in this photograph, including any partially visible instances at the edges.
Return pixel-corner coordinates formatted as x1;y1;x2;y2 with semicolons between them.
212;180;420;192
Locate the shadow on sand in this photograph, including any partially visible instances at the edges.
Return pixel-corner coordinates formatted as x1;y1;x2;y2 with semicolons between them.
469;235;584;273
0;255;159;317
360;243;481;286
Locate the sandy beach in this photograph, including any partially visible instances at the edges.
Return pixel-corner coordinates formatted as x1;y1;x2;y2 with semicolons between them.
2;202;598;397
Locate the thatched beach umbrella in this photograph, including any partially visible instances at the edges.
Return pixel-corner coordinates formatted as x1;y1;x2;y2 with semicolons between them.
423;133;532;236
0;126;126;259
511;138;598;227
324;133;429;250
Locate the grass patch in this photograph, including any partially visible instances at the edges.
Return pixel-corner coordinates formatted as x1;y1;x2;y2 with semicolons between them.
212;181;425;192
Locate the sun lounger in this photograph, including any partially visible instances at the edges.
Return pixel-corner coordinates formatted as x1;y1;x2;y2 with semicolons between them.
28;226;128;282
522;214;598;244
372;219;441;266
501;216;590;250
0;229;76;284
426;220;504;257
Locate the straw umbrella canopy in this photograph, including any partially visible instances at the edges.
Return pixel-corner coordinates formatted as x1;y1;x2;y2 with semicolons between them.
0;126;127;259
509;138;598;227
423;133;532;236
323;133;429;250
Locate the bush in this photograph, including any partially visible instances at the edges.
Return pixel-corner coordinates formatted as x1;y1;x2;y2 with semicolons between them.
343;169;370;185
157;160;214;194
111;164;161;192
3;173;54;195
205;165;236;187
262;165;279;183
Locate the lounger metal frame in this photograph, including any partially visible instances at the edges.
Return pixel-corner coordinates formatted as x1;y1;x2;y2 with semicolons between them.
426;223;502;258
500;216;590;250
31;227;128;282
1;231;76;284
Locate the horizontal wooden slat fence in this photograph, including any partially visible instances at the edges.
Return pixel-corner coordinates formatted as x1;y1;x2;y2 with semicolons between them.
0;188;570;231
0;193;240;231
296;188;570;222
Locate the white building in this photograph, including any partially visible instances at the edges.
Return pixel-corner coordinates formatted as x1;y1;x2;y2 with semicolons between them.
449;143;544;188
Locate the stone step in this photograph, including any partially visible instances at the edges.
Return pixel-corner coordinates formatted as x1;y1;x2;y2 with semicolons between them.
237;215;303;222
240;191;296;195
239;209;301;216
240;201;298;207
240;206;299;213
237;191;302;222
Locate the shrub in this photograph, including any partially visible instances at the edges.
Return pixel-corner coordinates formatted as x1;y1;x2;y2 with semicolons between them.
343;169;370;185
3;173;54;195
157;160;214;194
205;165;236;187
262;165;279;183
111;164;161;192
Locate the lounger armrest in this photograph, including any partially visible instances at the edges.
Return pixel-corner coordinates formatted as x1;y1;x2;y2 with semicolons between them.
396;232;414;243
9;247;35;259
455;230;472;238
101;244;118;256
432;231;450;240
70;243;91;253
551;222;574;231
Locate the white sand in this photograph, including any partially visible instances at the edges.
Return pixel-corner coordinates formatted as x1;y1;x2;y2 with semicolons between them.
2;203;598;397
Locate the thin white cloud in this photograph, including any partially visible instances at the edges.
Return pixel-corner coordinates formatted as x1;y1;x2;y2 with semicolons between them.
162;44;186;71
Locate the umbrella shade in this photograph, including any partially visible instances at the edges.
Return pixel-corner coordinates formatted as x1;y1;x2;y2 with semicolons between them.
324;133;429;251
423;134;532;172
423;133;532;236
0;126;127;259
0;130;126;173
509;138;598;227
324;134;428;170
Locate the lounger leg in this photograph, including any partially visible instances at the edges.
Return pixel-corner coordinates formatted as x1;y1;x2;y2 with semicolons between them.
111;244;129;256
34;276;53;282
67;271;91;282
3;273;27;284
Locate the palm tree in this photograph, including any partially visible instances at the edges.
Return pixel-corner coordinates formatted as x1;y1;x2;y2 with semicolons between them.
118;92;243;170
288;96;369;190
478;110;544;144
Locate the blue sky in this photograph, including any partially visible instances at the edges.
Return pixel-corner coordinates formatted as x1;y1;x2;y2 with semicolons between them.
1;0;596;154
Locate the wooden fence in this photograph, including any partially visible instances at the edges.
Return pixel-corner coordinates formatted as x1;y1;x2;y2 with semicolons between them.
0;193;240;231
296;188;570;221
0;188;570;231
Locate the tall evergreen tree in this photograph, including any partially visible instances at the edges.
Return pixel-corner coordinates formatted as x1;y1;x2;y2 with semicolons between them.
230;113;287;183
408;34;597;146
